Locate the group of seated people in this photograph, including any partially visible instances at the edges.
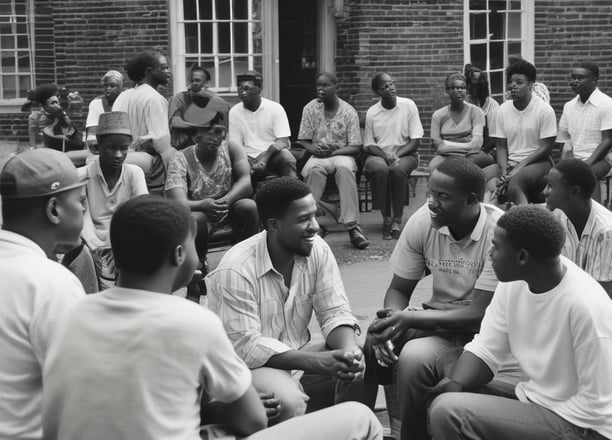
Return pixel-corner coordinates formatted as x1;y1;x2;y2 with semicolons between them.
1;146;611;439
4;48;612;440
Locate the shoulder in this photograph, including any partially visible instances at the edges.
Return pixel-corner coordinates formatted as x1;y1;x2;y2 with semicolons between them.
405;204;433;232
229;102;242;114
590;201;612;233
466;102;485;116
366;101;381;117
432;106;448;118
303;99;319;111
397;96;417;109
482;202;504;223
214;233;261;271
124;162;146;177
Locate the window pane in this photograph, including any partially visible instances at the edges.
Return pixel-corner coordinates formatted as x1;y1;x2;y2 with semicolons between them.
185;23;198;53
233;0;248;19
490;71;504;95
0;23;12;35
490;41;504;69
200;22;212;53
507;12;521;38
1;35;15;50
15;1;26;15
508;42;522;58
233;56;248;79
17;34;28;49
0;4;11;15
217;56;232;88
233;22;248;53
510;1;522;10
18;74;30;96
2;75;16;98
17;51;29;70
198;0;212;20
16;23;27;34
489;6;505;40
217;21;230;53
183;0;196;20
469;13;487;40
469;0;486;11
1;52;15;72
470;44;487;70
215;0;230;19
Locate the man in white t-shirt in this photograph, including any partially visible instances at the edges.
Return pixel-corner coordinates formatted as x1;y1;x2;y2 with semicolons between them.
558;62;612;202
0;149;86;440
42;195;383;440
544;159;612;297
229;71;297;184
429;205;612;440
359;157;502;440
113;50;177;193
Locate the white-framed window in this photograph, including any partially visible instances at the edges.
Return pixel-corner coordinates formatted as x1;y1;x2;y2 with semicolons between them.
0;0;34;101
463;0;534;102
170;0;263;94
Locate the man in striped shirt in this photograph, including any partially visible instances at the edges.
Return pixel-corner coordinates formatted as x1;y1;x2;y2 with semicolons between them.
207;177;365;424
544;159;612;297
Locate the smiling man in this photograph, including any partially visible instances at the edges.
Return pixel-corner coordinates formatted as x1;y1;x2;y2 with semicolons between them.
207;177;364;424
557;62;612;202
428;205;612;440
358;157;502;440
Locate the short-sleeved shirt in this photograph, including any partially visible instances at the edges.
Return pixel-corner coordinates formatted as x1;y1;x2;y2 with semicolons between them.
206;231;359;368
165;141;233;201
390;203;502;309
363;96;424;155
430;102;485;142
557;88;612;161
112;84;170;149
85;96;112;142
552;201;612;282
298;98;362;148
78;159;148;247
0;230;85;439
497;96;557;163
479;97;500;138
228;97;291;158
42;287;251;440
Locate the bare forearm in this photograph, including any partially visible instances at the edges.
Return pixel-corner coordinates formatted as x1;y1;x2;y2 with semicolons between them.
364;144;387;158
383;288;412;311
326;325;358;350
223;178;253;205
403;306;485;333
264;350;319;373
586;139;612;165
447;351;494;391
330;144;361;157
396;139;420;157
266;138;290;155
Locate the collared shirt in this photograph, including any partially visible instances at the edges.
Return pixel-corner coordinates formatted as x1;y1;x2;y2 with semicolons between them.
390;203;502;309
298;98;362;148
557;88;612;161
497;96;557;162
552;201;612;282
228;97;291;158
0;229;85;439
363;96;424;155
206;231;359;368
78;159;148;248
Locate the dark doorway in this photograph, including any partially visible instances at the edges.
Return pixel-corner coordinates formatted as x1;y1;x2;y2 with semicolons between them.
278;0;317;140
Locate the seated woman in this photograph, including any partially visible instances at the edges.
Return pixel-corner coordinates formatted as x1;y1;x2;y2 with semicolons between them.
363;72;423;239
484;59;557;206
85;70;124;148
464;64;499;155
165;105;258;280
428;72;495;173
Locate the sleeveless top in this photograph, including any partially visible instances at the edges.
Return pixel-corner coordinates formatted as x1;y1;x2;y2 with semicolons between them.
181;141;232;201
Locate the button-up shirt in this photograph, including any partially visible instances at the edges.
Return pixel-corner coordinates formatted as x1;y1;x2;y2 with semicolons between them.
557;88;612;161
228;98;291;158
206;231;359;368
298;98;362;148
552;201;612;282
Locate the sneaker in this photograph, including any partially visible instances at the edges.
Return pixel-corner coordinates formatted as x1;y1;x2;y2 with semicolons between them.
382;217;392;240
348;226;370;249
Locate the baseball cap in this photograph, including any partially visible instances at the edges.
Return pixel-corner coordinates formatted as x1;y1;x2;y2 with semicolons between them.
0;149;86;199
236;70;263;86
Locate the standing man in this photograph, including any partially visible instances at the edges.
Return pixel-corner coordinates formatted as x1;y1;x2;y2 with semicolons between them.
207;177;365;424
558;62;612;202
42;195;383;440
113;49;176;193
298;72;369;249
544;159;612;296
429;205;612;440
229;71;297;183
0;149;86;439
362;157;502;440
169;66;229;150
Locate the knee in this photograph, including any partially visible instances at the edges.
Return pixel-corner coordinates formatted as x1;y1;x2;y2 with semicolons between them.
333;402;383;435
397;341;438;383
428;393;463;436
277;148;296;164
273;387;309;422
233;198;257;218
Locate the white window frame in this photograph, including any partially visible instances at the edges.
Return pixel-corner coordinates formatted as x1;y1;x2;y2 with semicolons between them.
169;0;263;96
463;0;534;101
0;0;35;113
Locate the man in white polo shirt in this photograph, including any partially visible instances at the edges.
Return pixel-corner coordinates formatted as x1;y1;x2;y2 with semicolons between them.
544;159;612;297
558;62;612;202
229;71;297;184
359;157;502;440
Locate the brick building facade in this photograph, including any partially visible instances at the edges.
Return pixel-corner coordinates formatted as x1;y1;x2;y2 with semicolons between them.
1;0;612;163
